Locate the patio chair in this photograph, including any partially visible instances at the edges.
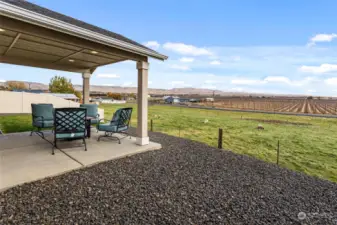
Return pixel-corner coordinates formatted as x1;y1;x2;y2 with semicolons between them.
80;104;100;125
97;107;133;143
53;108;87;155
30;103;54;139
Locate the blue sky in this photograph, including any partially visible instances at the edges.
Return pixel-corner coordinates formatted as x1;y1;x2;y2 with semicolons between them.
1;0;337;96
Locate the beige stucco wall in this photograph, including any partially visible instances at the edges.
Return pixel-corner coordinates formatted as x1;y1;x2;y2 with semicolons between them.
0;91;98;118
0;91;80;114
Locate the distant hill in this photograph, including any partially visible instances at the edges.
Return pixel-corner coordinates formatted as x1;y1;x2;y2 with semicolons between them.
1;80;334;98
0;80;242;96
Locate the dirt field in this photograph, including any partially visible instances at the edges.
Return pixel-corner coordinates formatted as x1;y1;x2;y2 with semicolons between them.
198;98;337;115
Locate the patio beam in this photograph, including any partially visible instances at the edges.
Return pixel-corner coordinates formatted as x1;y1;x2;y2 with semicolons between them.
82;71;91;104
52;49;85;63
0;55;89;73
136;61;149;145
89;58;126;71
3;33;21;56
1;16;148;62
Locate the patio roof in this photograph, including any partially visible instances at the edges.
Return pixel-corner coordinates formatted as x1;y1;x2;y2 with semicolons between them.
0;0;167;73
0;0;162;146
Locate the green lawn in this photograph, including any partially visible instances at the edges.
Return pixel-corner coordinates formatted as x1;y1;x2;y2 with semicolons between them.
1;104;337;183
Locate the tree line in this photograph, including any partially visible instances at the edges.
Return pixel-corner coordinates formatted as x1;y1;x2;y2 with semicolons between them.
2;76;136;101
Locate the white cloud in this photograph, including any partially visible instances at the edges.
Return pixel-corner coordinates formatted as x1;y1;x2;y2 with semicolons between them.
170;64;190;71
231;76;312;87
179;57;195;63
96;74;120;78
325;77;337;85
230;87;244;92
201;84;216;89
264;76;311;87
204;80;218;84
170;81;185;85
308;33;337;46
143;41;160;50
231;56;241;61
210;60;222;65
149;81;153;85
122;82;134;87
163;42;212;56
307;89;317;93
299;64;337;74
231;78;264;85
0;79;6;82
264;76;290;84
169;81;192;88
101;84;115;86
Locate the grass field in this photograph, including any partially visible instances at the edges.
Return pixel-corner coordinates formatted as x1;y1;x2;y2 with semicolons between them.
1;104;336;183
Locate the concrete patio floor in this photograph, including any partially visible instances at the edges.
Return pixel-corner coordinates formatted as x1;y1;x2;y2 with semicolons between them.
0;130;161;191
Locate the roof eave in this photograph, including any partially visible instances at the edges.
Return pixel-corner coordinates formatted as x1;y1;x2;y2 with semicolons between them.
0;1;168;61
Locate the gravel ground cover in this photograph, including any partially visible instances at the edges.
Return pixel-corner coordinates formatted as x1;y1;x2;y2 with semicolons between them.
0;129;336;224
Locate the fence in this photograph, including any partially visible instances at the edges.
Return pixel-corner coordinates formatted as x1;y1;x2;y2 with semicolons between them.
148;119;283;164
0;91;80;114
0;91;104;118
140;104;337;183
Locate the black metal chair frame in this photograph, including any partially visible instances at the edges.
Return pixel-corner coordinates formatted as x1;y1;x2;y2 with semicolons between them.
30;115;51;139
97;108;133;144
80;104;100;131
53;108;87;155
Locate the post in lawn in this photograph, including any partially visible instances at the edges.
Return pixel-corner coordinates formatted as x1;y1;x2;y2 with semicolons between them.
218;128;223;149
150;119;153;132
276;140;280;165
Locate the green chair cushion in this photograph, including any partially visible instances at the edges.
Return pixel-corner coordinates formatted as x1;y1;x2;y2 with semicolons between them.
33;120;54;128
97;122;128;132
56;132;85;139
31;104;54;121
80;104;98;118
112;108;122;122
90;118;99;124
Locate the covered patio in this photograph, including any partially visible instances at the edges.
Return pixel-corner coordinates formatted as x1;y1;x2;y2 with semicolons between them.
0;0;167;145
0;130;161;190
0;0;167;189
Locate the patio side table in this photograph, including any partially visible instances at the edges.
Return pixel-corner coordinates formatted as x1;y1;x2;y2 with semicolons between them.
86;117;94;138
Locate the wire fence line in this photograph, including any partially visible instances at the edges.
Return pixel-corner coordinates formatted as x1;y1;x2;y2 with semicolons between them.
151;103;337;119
148;118;283;165
102;103;336;182
142;113;336;183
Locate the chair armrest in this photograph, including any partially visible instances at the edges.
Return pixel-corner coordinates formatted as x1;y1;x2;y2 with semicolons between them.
97;118;111;127
32;115;43;118
32;115;44;122
99;118;111;122
32;115;45;128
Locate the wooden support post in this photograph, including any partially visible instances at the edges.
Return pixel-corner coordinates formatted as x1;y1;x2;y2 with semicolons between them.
218;128;223;149
277;140;280;165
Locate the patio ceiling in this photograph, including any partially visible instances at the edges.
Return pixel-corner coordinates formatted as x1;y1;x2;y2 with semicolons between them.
0;0;166;145
0;17;131;73
0;0;167;73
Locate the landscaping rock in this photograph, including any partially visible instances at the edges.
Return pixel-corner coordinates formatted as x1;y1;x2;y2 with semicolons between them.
0;128;336;224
